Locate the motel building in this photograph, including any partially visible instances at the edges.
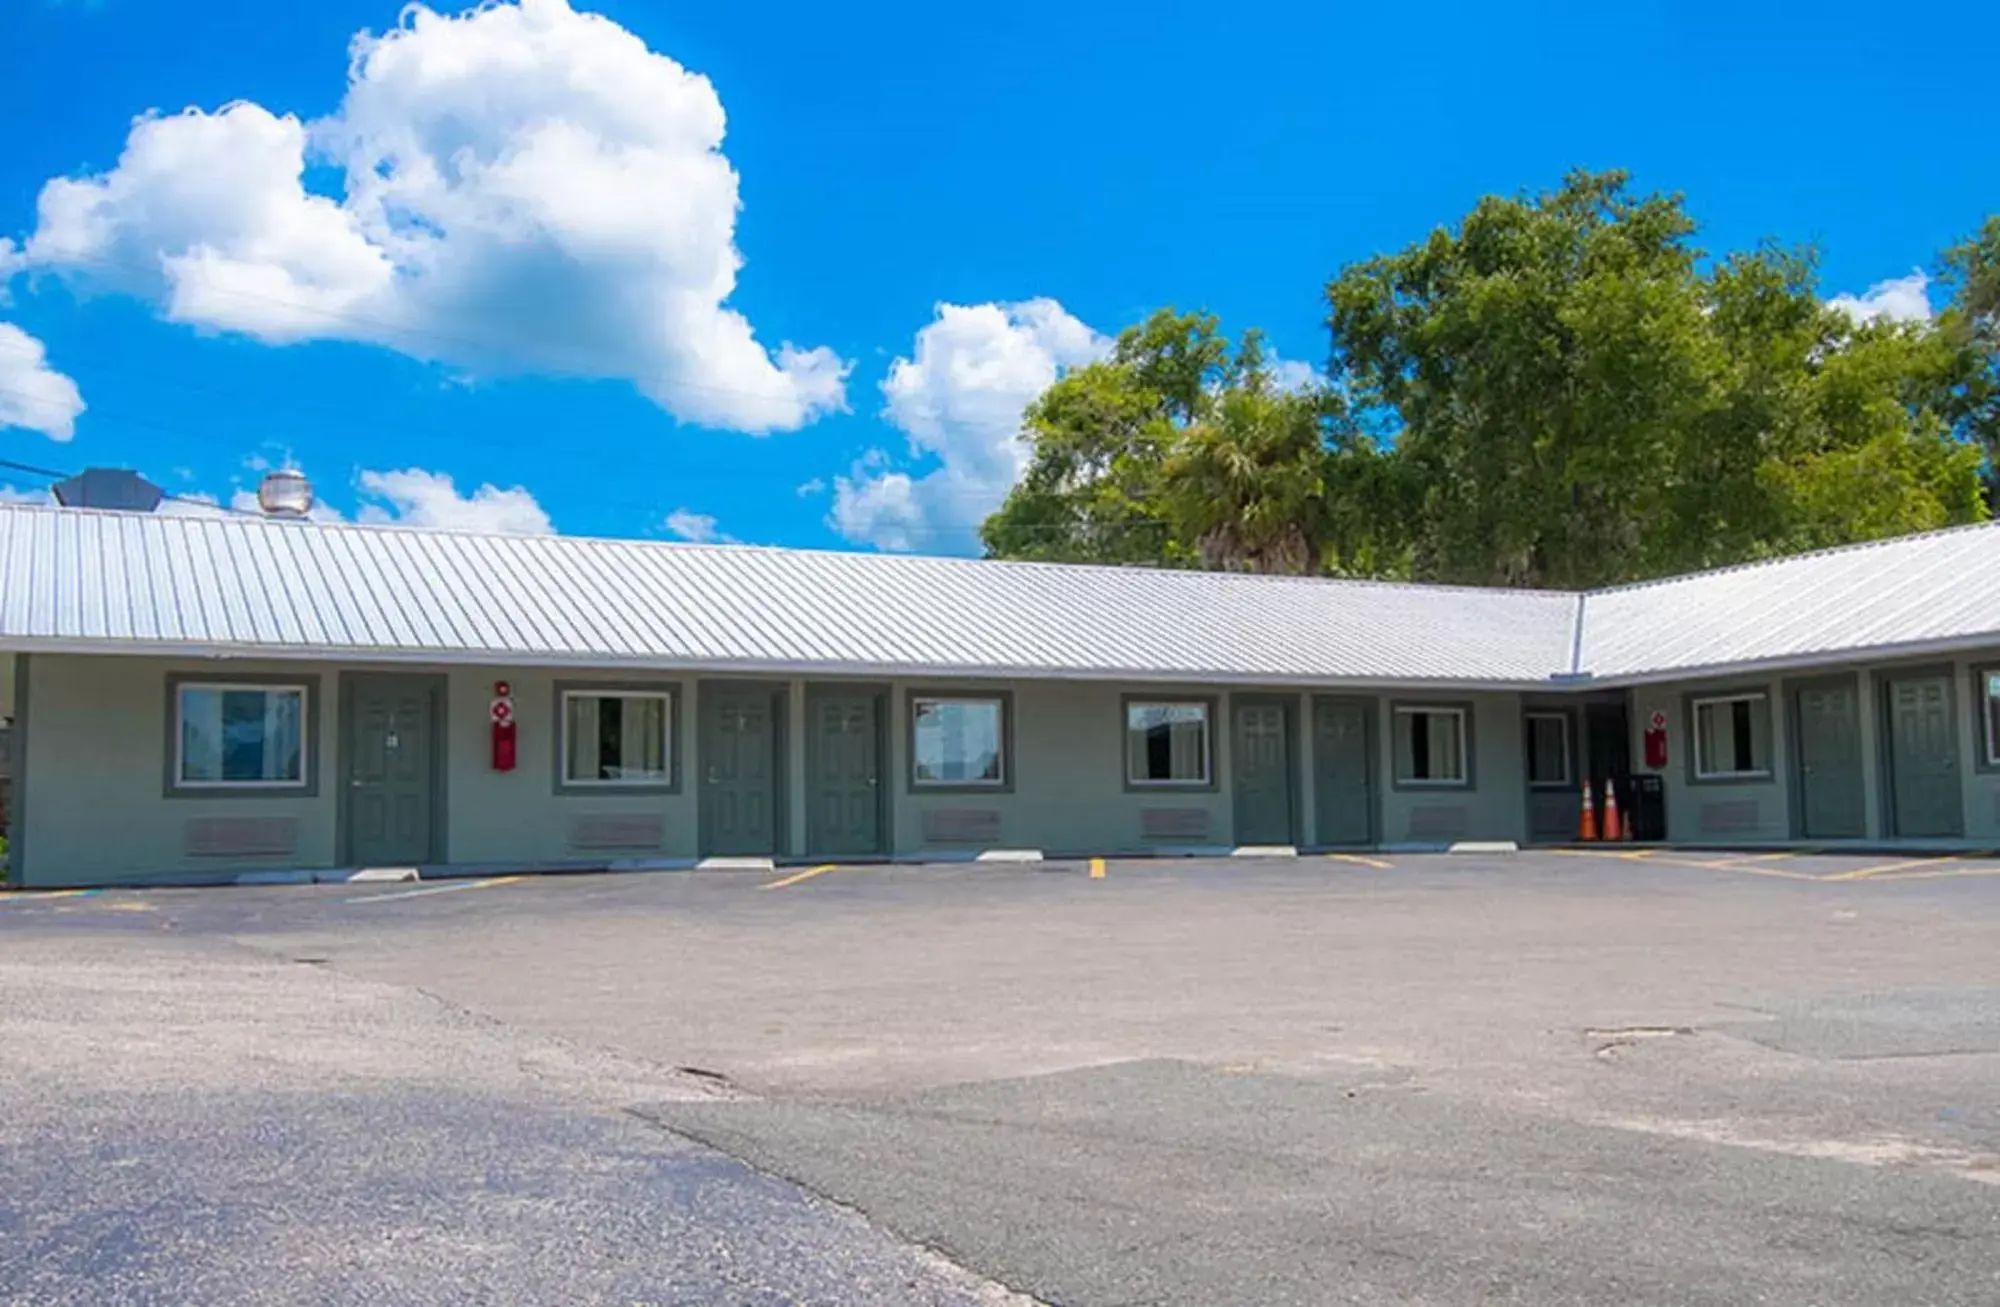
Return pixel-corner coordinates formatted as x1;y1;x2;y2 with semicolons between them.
2;492;1999;888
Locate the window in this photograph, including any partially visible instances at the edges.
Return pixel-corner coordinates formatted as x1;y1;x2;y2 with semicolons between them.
1525;712;1571;788
1394;705;1468;786
1980;668;2000;768
912;696;1005;787
563;690;671;785
1125;701;1211;786
1691;692;1770;780
176;683;307;789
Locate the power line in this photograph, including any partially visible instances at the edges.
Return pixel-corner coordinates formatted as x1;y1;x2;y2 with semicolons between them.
0;447;1187;546
0;455;268;518
0;377;1146;532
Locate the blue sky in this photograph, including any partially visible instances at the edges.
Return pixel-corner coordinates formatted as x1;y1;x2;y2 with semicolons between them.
1;0;1994;551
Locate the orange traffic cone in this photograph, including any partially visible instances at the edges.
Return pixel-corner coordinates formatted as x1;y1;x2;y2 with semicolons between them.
1579;780;1598;842
1602;782;1623;843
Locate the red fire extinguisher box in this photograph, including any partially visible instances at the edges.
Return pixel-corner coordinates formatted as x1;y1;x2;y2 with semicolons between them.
490;680;517;773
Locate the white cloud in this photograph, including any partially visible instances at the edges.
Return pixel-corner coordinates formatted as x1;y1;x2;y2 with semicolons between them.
0;484;55;505
1827;270;1933;325
832;298;1108;553
1269;357;1321;394
794;476;826;497
9;0;846;433
664;507;734;543
354;467;553;534
0;321;85;440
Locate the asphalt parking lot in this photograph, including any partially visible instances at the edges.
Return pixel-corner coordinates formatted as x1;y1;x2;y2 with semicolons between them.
6;848;2000;1305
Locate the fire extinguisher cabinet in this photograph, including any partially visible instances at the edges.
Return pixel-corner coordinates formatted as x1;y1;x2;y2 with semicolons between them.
1630;774;1667;842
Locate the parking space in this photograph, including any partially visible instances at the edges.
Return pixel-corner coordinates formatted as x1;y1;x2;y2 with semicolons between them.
8;849;2000;1304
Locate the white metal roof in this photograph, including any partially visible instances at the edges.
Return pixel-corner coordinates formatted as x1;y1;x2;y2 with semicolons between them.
0;505;1578;687
2;504;1996;687
1576;520;2000;681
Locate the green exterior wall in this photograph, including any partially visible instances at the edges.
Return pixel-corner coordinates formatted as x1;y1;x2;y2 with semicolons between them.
19;655;341;885
1376;690;1527;847
1633;652;2000;845
887;678;1238;856
18;647;2000;884
14;656;704;886
15;655;1549;884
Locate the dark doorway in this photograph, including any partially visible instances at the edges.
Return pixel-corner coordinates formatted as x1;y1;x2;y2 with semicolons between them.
1585;701;1633;815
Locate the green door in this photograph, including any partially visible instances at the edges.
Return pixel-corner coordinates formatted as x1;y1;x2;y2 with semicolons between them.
700;687;780;856
1313;696;1375;846
1884;674;1962;838
806;689;882;856
345;676;438;866
1793;677;1865;839
1232;697;1295;846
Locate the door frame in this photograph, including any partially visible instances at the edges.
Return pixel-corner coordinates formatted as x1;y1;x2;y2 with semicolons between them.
804;682;889;858
696;679;790;859
336;670;449;868
1784;672;1865;841
1310;694;1378;848
1519;703;1580;845
1876;664;1964;839
1228;693;1297;846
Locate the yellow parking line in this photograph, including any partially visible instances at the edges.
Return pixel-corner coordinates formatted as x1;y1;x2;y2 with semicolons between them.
1860;864;2000;883
1824;856;1957;882
0;888;94;905
1561;849;1824;880
1322;852;1394;870
1089;857;1106;879
760;863;839;891
1712;862;1825;881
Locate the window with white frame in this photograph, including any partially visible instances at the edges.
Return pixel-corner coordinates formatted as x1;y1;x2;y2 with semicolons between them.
1525;712;1571;788
175;683;308;788
1394;705;1468;786
1692;692;1770;780
1125;701;1211;786
912;696;1006;787
1980;668;2000;767
563;690;671;785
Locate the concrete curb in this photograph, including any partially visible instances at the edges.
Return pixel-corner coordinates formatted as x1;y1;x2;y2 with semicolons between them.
606;857;700;873
232;869;316;887
696;856;777;872
337;867;420;884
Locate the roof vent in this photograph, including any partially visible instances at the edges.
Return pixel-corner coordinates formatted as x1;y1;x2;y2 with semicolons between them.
51;468;165;513
255;469;314;519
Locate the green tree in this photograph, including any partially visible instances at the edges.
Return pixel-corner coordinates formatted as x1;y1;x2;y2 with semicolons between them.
985;175;1989;587
1936;215;2000;505
980;309;1221;567
1162;333;1334;574
983;311;1392;574
1325;169;1987;587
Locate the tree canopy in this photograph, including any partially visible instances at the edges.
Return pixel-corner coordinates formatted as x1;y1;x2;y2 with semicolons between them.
981;171;1997;588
